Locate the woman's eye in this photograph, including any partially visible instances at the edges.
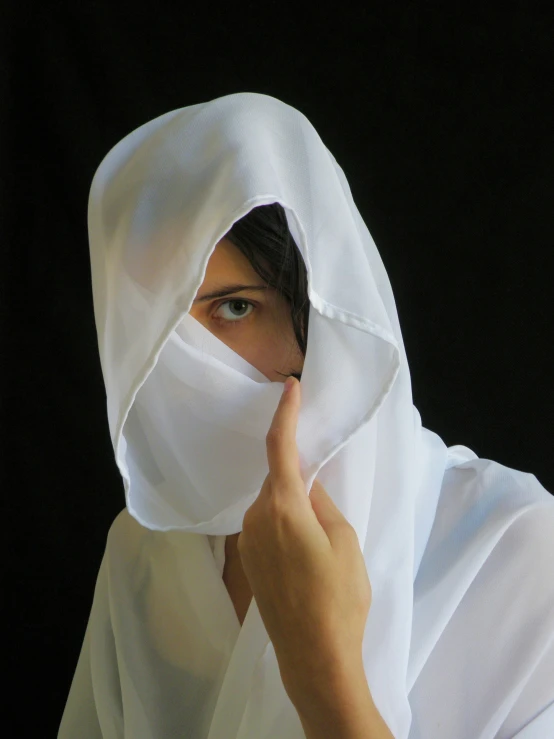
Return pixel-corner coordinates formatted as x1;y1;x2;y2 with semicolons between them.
213;299;255;324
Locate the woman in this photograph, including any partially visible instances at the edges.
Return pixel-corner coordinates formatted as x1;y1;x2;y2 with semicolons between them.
58;93;554;738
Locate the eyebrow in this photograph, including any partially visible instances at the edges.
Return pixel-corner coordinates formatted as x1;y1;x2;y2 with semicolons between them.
193;284;269;303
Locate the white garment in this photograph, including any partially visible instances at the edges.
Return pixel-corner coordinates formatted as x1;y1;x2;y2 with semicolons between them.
58;92;554;738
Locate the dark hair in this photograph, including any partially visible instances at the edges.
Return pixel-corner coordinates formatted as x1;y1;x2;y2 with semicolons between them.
225;203;309;381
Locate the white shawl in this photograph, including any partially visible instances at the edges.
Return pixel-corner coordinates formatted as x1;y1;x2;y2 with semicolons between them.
58;92;554;738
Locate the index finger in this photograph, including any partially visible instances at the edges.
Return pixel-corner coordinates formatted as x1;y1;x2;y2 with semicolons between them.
266;377;301;489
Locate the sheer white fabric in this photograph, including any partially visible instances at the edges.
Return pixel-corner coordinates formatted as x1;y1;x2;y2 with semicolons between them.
58;92;554;738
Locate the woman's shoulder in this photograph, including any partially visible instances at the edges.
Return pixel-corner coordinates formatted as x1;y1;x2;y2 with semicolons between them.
415;455;554;662
432;456;554;553
411;458;554;737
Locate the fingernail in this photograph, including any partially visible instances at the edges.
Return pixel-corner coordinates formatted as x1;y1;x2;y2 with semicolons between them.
284;376;295;393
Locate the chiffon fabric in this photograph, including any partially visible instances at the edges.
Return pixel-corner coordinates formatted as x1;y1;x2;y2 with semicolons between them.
59;92;554;739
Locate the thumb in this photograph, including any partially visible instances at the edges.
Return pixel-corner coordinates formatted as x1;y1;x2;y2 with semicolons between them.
309;480;359;557
308;479;346;529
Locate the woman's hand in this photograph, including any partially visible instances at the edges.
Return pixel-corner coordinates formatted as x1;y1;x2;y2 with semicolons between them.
237;377;372;700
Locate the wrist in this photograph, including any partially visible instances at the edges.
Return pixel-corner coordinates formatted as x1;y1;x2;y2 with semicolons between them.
280;652;395;738
281;650;368;715
291;660;394;739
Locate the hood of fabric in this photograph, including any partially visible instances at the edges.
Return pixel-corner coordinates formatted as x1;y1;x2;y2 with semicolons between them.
88;92;403;535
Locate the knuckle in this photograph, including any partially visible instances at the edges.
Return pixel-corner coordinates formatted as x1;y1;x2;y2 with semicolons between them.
341;521;361;549
266;425;284;444
267;491;289;518
345;521;358;538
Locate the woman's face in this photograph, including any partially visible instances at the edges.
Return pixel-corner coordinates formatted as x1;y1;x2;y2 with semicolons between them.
189;237;305;382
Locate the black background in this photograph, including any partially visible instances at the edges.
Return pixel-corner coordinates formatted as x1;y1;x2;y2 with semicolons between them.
3;3;553;735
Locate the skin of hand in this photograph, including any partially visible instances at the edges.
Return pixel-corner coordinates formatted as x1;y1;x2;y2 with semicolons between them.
237;376;373;703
